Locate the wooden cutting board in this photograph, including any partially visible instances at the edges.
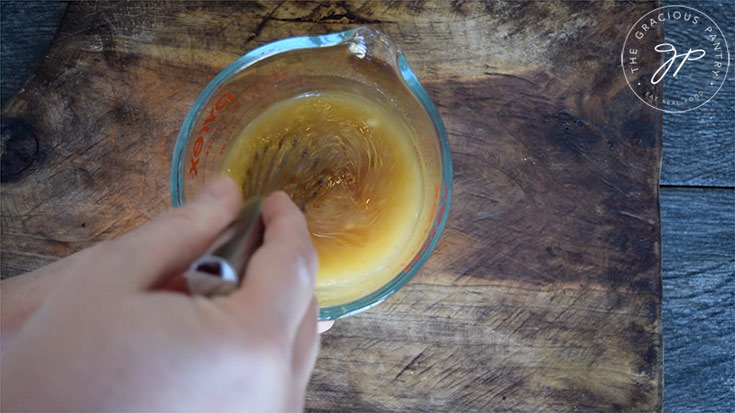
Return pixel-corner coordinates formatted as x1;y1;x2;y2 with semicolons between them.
0;1;662;411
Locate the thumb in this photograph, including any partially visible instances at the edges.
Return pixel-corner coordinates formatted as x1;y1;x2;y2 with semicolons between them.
89;176;242;292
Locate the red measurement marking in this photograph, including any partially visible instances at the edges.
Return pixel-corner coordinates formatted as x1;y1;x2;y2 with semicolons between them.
201;126;219;182
198;71;294;170
202;149;210;181
189;92;234;177
410;142;422;167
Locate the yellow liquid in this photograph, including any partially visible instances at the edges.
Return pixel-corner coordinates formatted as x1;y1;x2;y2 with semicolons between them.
223;91;423;306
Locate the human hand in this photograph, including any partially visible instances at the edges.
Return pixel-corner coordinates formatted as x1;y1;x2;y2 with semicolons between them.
1;177;323;412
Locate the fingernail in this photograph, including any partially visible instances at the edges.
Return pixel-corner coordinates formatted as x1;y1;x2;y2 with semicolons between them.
200;176;238;201
318;320;334;334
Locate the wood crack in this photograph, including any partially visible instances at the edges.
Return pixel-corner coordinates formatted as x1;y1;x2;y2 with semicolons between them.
393;349;426;381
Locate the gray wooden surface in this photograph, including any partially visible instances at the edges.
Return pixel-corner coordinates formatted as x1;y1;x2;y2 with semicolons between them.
0;1;67;106
660;0;734;187
659;2;735;410
661;188;734;411
1;1;733;411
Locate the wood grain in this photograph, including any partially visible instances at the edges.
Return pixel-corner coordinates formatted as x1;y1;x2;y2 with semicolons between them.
0;1;663;411
0;1;68;105
660;187;735;412
660;0;735;188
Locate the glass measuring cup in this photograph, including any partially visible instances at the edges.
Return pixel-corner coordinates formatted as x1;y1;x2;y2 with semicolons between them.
171;26;452;320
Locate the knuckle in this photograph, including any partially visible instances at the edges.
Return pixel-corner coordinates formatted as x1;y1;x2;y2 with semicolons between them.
245;328;292;369
208;332;290;379
277;245;315;288
198;305;291;368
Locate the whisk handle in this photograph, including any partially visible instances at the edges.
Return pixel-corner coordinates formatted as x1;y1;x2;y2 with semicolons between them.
187;196;265;297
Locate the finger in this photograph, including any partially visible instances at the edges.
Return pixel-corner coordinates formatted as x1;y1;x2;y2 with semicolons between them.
0;247;92;346
291;297;319;384
224;191;318;340
159;273;189;294
88;176;242;291
288;297;319;411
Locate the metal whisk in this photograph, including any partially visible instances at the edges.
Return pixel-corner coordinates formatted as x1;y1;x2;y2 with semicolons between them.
187;136;326;297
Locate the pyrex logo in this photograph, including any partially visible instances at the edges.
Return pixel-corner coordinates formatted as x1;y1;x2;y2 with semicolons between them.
189;91;235;177
621;5;730;113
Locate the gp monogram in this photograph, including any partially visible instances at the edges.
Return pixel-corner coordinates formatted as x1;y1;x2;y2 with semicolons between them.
621;5;730;113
